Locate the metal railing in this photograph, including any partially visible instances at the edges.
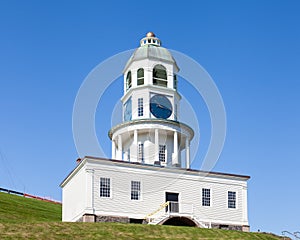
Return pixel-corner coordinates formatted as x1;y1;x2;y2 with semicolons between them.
282;230;300;239
0;187;61;204
145;201;195;223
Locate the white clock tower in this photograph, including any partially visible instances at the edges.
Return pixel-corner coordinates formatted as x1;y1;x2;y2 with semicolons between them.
109;32;194;168
62;32;249;230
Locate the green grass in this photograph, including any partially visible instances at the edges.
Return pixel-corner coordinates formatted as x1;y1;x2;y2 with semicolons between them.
0;192;285;240
0;192;61;223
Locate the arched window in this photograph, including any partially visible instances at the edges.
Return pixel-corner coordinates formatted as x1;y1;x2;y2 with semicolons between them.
173;74;178;90
126;71;132;90
137;68;144;86
153;65;167;87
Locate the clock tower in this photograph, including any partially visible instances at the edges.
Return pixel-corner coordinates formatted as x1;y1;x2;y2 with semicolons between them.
109;32;194;168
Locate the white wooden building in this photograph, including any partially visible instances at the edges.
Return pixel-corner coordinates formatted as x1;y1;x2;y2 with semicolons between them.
61;32;250;231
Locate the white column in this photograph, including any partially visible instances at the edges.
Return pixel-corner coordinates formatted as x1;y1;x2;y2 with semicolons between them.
123;150;128;161
185;138;190;169
117;135;122;160
112;139;116;159
85;169;94;214
145;67;152;85
155;129;159;162
242;186;248;223
134;129;138;162
172;131;178;166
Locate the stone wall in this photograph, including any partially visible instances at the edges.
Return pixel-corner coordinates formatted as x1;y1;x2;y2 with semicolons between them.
211;223;249;231
95;215;129;223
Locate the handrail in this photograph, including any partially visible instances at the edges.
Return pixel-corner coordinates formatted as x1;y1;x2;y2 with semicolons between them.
145;201;170;219
282;230;300;239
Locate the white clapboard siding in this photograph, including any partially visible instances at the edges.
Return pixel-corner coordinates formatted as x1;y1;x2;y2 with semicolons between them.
71;157;249;225
61;164;86;221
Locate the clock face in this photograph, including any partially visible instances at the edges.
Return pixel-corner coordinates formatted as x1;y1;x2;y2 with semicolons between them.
124;98;132;121
150;94;172;119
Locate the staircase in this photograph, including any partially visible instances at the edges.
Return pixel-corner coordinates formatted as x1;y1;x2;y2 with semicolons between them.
145;201;211;228
192;216;210;228
148;213;169;225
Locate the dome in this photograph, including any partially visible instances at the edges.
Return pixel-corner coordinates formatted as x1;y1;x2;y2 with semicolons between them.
124;32;179;72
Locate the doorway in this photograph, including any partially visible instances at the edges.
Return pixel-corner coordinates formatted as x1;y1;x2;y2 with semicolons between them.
165;192;179;213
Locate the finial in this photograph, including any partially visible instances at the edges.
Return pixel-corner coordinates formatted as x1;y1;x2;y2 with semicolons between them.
146;32;156;38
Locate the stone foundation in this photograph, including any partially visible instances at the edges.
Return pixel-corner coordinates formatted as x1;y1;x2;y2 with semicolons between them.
96;215;129;223
83;214;96;222
79;214;249;232
211;223;249;231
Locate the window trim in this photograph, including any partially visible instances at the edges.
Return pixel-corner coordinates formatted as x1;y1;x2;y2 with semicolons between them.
173;74;178;90
131;180;141;200
202;188;211;207
100;177;111;198
153;65;168;88
137;68;144;86
138;98;143;117
126;71;132;91
159;145;166;162
138;142;144;163
228;191;236;209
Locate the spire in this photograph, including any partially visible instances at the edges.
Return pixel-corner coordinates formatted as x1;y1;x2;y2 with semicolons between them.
140;32;161;47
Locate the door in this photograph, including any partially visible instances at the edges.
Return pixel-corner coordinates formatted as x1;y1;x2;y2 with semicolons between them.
165;192;179;213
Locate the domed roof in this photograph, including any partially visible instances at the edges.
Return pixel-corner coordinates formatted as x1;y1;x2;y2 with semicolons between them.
123;33;179;72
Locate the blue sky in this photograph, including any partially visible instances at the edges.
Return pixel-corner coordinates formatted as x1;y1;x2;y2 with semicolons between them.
0;0;299;235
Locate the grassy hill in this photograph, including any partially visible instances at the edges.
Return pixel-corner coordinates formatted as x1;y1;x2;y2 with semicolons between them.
0;192;285;240
0;192;61;223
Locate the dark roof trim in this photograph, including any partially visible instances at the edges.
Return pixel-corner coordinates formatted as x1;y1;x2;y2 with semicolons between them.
60;156;250;187
85;156;250;179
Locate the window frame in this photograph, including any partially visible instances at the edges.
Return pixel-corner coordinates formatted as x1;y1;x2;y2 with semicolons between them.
137;68;144;86
202;188;211;207
138;142;144;163
131;180;141;200
100;177;111;198
228;191;236;209
126;71;132;91
159;145;166;162
153;65;168;88
138;98;143;117
173;74;178;90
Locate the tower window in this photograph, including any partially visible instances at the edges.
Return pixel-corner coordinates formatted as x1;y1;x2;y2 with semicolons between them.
138;98;143;116
159;145;166;162
173;74;177;90
131;181;141;200
137;68;144;86
228;191;236;208
126;71;132;91
138;143;144;162
153;65;167;88
202;188;211;206
100;177;110;197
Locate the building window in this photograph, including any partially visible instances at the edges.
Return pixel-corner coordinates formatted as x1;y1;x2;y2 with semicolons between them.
228;191;236;208
202;188;211;206
153;64;167;87
138;143;144;162
131;181;141;200
137;68;144;85
126;71;132;90
173;74;177;90
159;145;166;162
138;98;143;116
100;177;110;197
